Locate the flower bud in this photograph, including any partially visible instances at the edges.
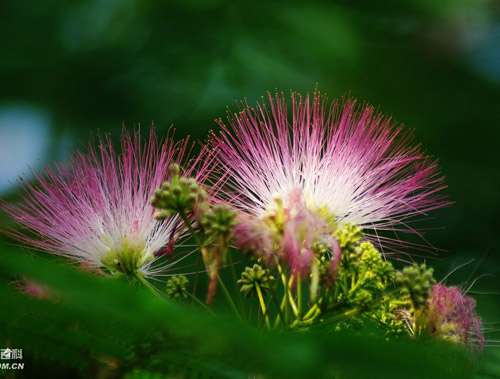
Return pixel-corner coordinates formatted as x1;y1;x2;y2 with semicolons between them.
238;264;275;297
165;275;189;300
396;263;435;308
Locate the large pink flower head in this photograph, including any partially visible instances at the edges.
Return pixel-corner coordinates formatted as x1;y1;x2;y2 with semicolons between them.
427;284;484;349
213;91;447;248
2;129;212;278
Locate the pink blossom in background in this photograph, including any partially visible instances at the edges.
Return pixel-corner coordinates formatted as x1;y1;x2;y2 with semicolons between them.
15;277;54;301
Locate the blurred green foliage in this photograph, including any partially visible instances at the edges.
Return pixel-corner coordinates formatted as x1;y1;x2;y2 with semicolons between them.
0;241;485;378
1;0;500;377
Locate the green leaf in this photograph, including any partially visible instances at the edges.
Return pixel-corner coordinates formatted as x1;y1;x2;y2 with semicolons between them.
0;242;480;378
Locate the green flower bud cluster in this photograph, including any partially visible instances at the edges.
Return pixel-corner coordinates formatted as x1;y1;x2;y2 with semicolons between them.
314;205;337;229
395;263;435;308
199;206;236;303
372;296;410;337
165;275;189;300
326;227;439;337
238;264;275;297
300;224;442;339
201;205;236;241
151;167;239;304
151;164;207;219
334;223;362;250
312;241;334;279
312;240;331;257
335;239;395;308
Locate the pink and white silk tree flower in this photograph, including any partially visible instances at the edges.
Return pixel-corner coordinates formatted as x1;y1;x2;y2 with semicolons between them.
281;189;335;276
212;91;447;250
234;187;339;276
1;129;212;279
426;284;484;349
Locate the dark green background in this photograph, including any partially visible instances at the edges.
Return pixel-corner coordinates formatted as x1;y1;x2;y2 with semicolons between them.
1;0;499;374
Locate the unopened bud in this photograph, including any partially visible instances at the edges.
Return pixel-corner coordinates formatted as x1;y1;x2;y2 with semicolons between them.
238;264;275;297
165;274;189;300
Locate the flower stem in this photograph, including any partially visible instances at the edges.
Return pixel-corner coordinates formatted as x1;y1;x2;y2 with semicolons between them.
255;283;271;328
287;275;299;317
322;307;360;325
179;210;202;245
303;303;320;321
297;275;302;318
134;273;163;299
218;275;242;321
188;292;215;315
276;262;290;324
270;288;286;327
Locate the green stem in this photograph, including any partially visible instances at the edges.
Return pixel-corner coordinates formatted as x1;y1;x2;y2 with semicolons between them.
297;275;302;318
303;303;320;321
192;255;203;299
256;283;271;328
338;307;360;320
348;273;366;297
227;252;244;311
287;276;299;317
218;275;242;321
179;210;202;245
322;307;361;326
280;291;289;324
135;273;163;299
276;262;290;324
187;292;215;315
270;288;286;328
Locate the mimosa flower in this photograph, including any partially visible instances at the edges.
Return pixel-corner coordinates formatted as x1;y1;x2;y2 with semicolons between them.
213;91;447;248
232;213;274;261
427;284;484;349
281;189;334;275
233;188;337;276
2;129;211;278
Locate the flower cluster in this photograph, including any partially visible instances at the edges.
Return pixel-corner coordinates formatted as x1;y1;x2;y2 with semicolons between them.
233;189;335;276
151;162;235;303
1;90;485;351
